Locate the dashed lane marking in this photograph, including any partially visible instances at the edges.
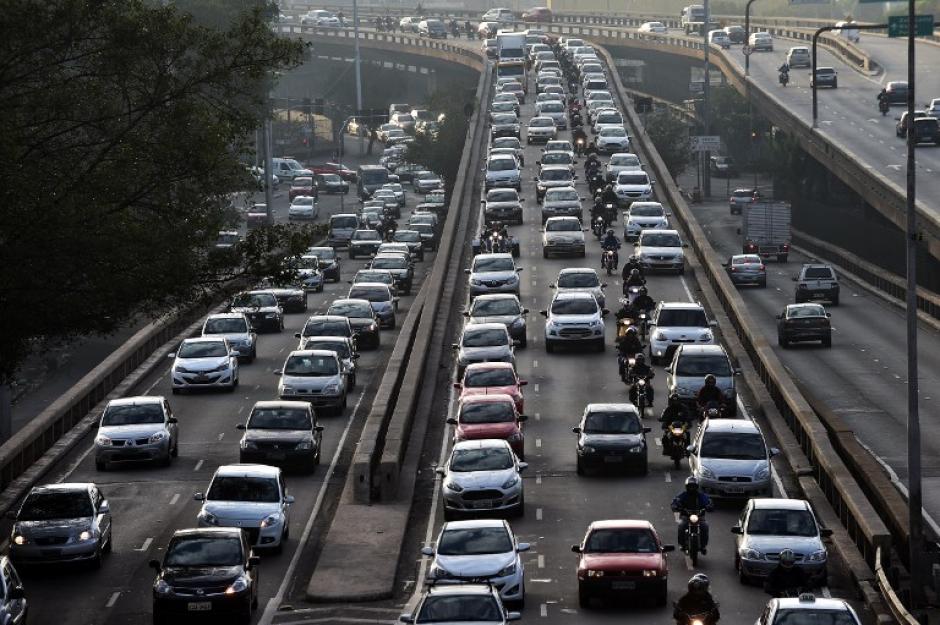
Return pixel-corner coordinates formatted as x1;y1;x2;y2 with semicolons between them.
169;493;180;506
105;592;121;608
536;508;543;521
538;554;545;568
135;537;153;552
194;459;204;472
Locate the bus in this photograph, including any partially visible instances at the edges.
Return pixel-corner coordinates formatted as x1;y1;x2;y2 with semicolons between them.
357;164;390;199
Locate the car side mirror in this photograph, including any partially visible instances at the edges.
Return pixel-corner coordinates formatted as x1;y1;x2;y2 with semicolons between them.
517;542;531;552
168;417;179;424
709;320;718;327
521;308;530;315
536;160;541;165
400;616;415;624
516;267;523;272
775;314;783;320
519;380;528;386
507;613;522;622
662;544;677;552
820;528;834;537
314;425;325;432
731;525;743;534
826;312;832;318
7;585;25;600
643;427;651;433
435;468;446;476
248;555;261;568
446;417;457;425
194;492;205;501
539;310;548;317
285;495;296;505
464;269;471;274
572;426;582;434
353;353;361;359
601;283;608;288
517;462;528;472
571;544;582;553
791;276;798;282
99;501;110;514
770;447;780;456
274;370;282;376
294;332;302;338
166;352;176;359
421;546;435;556
451;343;459;349
149;559;162;571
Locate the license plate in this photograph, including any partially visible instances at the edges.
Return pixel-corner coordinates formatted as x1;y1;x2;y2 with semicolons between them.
469;500;495;509
188;602;212;611
194;375;209;382
604;456;622;463
612;581;636;590
725;486;744;494
269;451;286;461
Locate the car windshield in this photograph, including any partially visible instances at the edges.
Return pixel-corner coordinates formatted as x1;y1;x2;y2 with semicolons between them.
657;309;707;327
530;118;553;127
232;293;277;308
371;257;406;270
631;206;663;217
204;317;248;334
164;536;243;567
772;609;856;625
19;492;92;520
207;476;279;502
618;174;649;185
349;287;389;302
451;447;514;472
804;267;834;279
641;233;681;247
601;127;626;137
598;114;622;123
546;189;579;202
551;298;597;315
474;257;515;272
248;407;311;430
700;431;766;460
416;595;502;623
304;340;350;358
102;403;164;426
438;526;513;555
292;197;314;206
488;159;516;171
321;174;341;183
353;231;381;241
292;177;312;187
746;509;818;537
465;368;516;387
302;320;348;336
394;231;421;242
329;302;372;318
558;272;599;287
583;410;641;434
493;138;520;149
284;355;339;376
546;220;579;232
584;528;658;553
493;114;516;124
492;102;515;112
546;142;572;151
542;153;572;165
788;305;827;318
332;216;358;229
541;169;572;181
297;256;320;270
460;402;515;424
178;342;228;358
540;102;563;112
309;248;335;261
488;190;518;202
462;328;508;347
471;298;520;316
611;155;639;166
675;355;732;376
733;255;761;264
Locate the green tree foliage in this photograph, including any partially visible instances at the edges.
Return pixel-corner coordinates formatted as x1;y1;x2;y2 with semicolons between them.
704;86;772;168
405;87;475;190
0;0;305;380
643;109;693;179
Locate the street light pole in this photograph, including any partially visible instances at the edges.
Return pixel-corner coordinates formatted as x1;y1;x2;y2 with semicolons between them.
812;23;886;129
352;0;364;155
702;0;711;198
744;0;758;76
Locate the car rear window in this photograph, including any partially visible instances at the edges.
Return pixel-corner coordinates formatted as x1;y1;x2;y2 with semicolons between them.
656;308;707;327
460;401;515;423
464;368;516;387
804;267;834;279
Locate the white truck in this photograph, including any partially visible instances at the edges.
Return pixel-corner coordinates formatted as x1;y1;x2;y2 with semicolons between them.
741;201;791;262
681;4;705;34
496;31;526;63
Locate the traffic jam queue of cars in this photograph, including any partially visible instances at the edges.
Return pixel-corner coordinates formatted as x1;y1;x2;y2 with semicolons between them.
400;19;857;625
1;109;442;625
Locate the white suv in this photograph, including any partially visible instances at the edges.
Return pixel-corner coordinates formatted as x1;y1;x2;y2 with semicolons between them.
648;301;714;365
541;291;608;353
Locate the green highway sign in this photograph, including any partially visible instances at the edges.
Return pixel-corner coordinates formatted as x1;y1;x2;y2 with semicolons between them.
888;14;934;37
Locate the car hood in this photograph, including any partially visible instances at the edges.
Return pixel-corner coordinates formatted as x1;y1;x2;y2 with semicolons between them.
204;331;252;343
449;467;517;489
457;422;520;440
159;565;243;587
99;423;166;439
580;552;663;571
616;183;651;192
469;315;522;326
244;429;311;443
544;232;584;242
638;246;682;257
742;535;823;555
435;551;516;577
472;270;518;281
15;517;93;535
543;200;581;209
538;179;573;187
176;356;230;371
580;433;644;449
485;201;522;210
699;457;767;477
201;500;281;521
231;305;279;314
460;345;513;361
548;313;599;324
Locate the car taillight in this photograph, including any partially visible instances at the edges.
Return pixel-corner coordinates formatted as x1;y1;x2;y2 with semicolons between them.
730;266;738;272
729;197;734;202
782;244;790;251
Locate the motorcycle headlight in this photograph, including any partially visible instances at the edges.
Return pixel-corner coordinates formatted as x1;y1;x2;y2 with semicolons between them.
689;514;700;524
199;511;219;526
671;427;685;436
95;435;112;446
225;577;249;595
808;549;828;562
154;579;173;595
444;481;463;492
699;465;716;479
501;475;520;489
741;547;765;560
260;513;282;528
496;562;517;577
149;431;168;444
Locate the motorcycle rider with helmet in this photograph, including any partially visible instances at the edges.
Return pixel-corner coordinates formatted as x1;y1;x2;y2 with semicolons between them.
627;353;655;405
674;574;720;625
572;125;588;155
624;268;646;288
584;152;601;174
660;392;694;434
602;183;619;209
778;62;790;86
671;477;714;553
764;549;810;597
622;254;644;279
633;286;656;314
696;374;725;414
616;326;644;379
601;229;621;268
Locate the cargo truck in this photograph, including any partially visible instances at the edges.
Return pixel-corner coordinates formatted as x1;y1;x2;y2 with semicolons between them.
741;201;791;262
496;31;526;63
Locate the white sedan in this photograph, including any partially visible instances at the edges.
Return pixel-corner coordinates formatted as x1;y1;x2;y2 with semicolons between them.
639;21;668;33
288;196;318;221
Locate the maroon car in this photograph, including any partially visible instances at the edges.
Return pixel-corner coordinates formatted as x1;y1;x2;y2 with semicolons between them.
573;520;674;607
311;162;357;182
289;176;316;201
522;6;553;22
447;394;526;459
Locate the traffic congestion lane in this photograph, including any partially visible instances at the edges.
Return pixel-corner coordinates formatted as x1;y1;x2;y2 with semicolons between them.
413;59;858;625
15;182;436;625
688;182;940;524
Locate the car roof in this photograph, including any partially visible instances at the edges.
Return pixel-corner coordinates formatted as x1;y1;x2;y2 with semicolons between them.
773;596;852;611
214;463;281;478
443;519;507;531
349;282;393;292
752;497;810;510
801;263;833;269
460;393;516;405
251;400;312;410
206;313;248;321
676;344;726;357
659;301;704;310
464;322;509;332
464;361;516;372
288;349;340;358
31;483;92;495
475;253;514;260
585;402;639;413
172;527;244;540
559;267;598;275
704;418;759;433
107;396;164;407
330;298;372;307
588;519;655;530
552;291;597;302
453;439;512;451
426;583;496;596
541;165;573;172
304;315;349;323
544;187;578;195
182;336;227;344
786;303;826;311
472;293;520;302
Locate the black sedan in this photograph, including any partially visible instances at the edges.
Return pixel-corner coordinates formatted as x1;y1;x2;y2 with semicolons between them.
490;113;521;139
573;403;650;475
885;81;908;104
776;303;832;348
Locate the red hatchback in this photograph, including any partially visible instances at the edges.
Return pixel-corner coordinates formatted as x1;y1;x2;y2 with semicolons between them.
289;176;316;201
447;394;527;459
572;520;674;608
454;362;527;413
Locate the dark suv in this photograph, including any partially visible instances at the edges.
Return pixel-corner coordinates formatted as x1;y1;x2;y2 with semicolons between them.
150;528;259;625
912;117;940;145
794;263;839;305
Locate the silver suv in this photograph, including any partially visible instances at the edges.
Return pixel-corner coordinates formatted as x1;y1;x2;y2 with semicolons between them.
202;313;257;362
542;291;608;353
300;336;359;389
95;396;179;470
794;263;839;305
467;253;523;297
276;350;347;415
665;344;738;414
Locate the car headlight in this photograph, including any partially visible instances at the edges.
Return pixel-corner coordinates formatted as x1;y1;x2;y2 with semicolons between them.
324;384;339;394
699;332;712;341
78;530;95;542
209;363;229;373
444;481;463;492
12;534;27;546
501;475;519;489
754;465;770;481
174;365;192;374
510;318;525;328
628;445;644;454
154;579;173;595
260;513;282;528
741;547;765;560
586;570;605;577
95;435;112;446
582;445;597;454
241;439;257;450
507;274;519;284
149;431;168;444
199;511;219;526
470;278;483;286
654;331;667;341
368;323;377;331
496;562;517;577
807;549;828;562
296;439;314;450
265;312;277;318
225;577;249;595
699;465;716;479
642;569;659;577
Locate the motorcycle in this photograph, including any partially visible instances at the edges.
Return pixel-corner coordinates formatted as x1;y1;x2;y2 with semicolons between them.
575;136;586;156
628;375;654;417
663;420;690;469
601;248;618;276
604;203;617;225
624;256;645;280
675;606;720;625
636;310;649;341
624;284;644;303
588;172;605;195
778;70;789;87
879;97;890;116
592;215;607;238
699;400;727;422
680;508;707;566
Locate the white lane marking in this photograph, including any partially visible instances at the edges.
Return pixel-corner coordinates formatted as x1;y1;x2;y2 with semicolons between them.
144;376;163;395
536;438;542;448
105;592;121;608
536;507;543;521
217;432;225;441
135;537;153;552
533;359;539;368
540;603;548;617
193;459;204;472
237;405;245;414
538;554;545;568
536;473;542;484
258;389;368;625
654;438;662;447
535;412;541;421
534;383;540;392
665;472;672;483
169;493;180;506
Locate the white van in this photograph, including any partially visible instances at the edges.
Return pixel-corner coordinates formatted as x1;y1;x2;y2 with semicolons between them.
271;157;312;181
835;21;860;43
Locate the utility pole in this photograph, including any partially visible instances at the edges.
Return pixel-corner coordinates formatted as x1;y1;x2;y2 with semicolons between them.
702;0;711;198
263;117;274;225
744;0;758;76
353;0;364;155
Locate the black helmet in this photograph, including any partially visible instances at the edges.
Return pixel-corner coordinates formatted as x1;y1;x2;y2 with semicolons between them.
634;353;645;363
669;392;681;405
607;228;614;236
704;374;717;386
605;183;613;191
685;476;699;492
779;549;796;568
626;326;638;335
688;573;710;592
630;269;640;278
639;286;648;295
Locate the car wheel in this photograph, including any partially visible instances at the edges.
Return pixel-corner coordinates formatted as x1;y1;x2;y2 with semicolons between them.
823;334;832;348
542;250;548;259
103;530;113;554
778;334;789;348
95;459;107;471
90;548;102;570
171;440;179;457
349;374;357;390
518;335;527;348
249;347;257;363
545;339;555;353
160;451;172;467
578;585;591;608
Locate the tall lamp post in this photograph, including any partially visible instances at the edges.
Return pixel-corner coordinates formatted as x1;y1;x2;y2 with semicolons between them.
744;0;759;76
702;0;712;197
352;0;364;154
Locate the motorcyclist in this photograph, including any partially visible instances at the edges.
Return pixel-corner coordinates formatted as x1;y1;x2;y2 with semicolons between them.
671;477;714;553
587;140;597;154
764;549;810;597
622;255;644;281
696;374;725;412
674;574;720;625
778;62;790;84
633;286;656;315
374;16;383;30
877;89;890;114
627;353;655;405
584;152;601;174
602;183;618;208
660;392;694;430
572;126;588;153
601;229;621;268
465;20;473;37
625;268;646;288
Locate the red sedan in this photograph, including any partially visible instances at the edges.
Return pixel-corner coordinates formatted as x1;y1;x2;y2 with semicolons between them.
447;394;526;459
454;362;527;413
311;162;357;182
289;176;316;201
572;520;675;608
522;6;553;22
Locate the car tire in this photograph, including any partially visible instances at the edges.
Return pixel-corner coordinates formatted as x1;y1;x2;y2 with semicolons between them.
778;335;789;348
578;585;591;608
657;582;668;606
171;440;179;457
160;451;172;467
545;340;555;353
759;279;767;288
349;374;357;391
90;548;102;570
518;335;528;348
248;347;257;364
542;250;548;259
103;530;113;554
823;335;832;348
